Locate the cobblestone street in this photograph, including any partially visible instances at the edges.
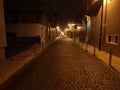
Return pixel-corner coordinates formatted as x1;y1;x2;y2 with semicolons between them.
5;37;120;90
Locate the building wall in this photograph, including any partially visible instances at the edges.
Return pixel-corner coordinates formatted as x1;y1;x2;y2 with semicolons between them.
41;13;48;26
90;8;101;48
90;0;120;57
0;0;7;62
104;0;120;57
6;24;46;41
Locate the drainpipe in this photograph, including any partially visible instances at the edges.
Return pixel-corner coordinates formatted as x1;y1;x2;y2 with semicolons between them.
99;0;103;51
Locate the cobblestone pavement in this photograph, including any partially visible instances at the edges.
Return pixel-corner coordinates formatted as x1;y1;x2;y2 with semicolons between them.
5;37;120;90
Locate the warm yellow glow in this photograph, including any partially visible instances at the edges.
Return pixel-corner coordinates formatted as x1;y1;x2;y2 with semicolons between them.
108;0;112;3
65;28;68;31
103;0;111;6
71;24;75;26
77;26;81;30
68;24;71;26
68;23;75;26
68;23;76;30
61;32;64;35
56;26;59;30
104;0;107;5
96;0;111;4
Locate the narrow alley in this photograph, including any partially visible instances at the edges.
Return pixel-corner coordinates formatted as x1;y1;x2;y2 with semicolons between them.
5;37;120;90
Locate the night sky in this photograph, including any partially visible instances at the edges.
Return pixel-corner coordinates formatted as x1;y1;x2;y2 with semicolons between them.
40;0;85;28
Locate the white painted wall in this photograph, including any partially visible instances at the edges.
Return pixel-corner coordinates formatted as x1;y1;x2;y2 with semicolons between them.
0;0;7;61
6;24;46;41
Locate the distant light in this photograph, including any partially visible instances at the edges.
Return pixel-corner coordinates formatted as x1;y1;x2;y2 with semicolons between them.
71;24;75;26
68;24;71;26
68;23;75;26
77;26;81;30
56;37;59;40
65;28;68;31
56;26;59;30
61;32;64;35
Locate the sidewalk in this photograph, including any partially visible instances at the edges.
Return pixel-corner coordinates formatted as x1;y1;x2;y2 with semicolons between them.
0;40;54;89
74;38;120;72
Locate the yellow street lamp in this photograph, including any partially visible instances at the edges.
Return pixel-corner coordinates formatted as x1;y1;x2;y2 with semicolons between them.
77;26;81;30
56;26;60;30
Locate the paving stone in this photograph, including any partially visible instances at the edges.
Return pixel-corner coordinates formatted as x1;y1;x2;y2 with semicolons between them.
5;38;120;90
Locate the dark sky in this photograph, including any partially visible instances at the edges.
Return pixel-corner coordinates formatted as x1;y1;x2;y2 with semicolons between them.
40;0;85;27
5;0;86;28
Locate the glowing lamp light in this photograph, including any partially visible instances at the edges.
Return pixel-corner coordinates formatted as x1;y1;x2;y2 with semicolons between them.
56;26;59;30
68;24;71;26
77;26;81;30
65;28;68;31
68;23;75;26
71;24;75;26
95;0;112;2
61;32;64;35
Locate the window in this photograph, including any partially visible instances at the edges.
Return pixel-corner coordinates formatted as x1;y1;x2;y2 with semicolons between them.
106;34;119;45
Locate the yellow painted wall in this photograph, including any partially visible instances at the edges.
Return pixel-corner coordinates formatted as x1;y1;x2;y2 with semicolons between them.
105;0;120;57
90;0;120;57
90;7;101;48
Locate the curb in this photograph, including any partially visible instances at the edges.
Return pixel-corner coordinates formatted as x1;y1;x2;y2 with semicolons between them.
0;51;42;90
0;41;56;90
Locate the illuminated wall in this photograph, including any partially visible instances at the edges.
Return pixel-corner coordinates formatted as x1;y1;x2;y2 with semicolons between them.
90;0;120;57
90;7;101;48
0;0;7;61
104;0;120;57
